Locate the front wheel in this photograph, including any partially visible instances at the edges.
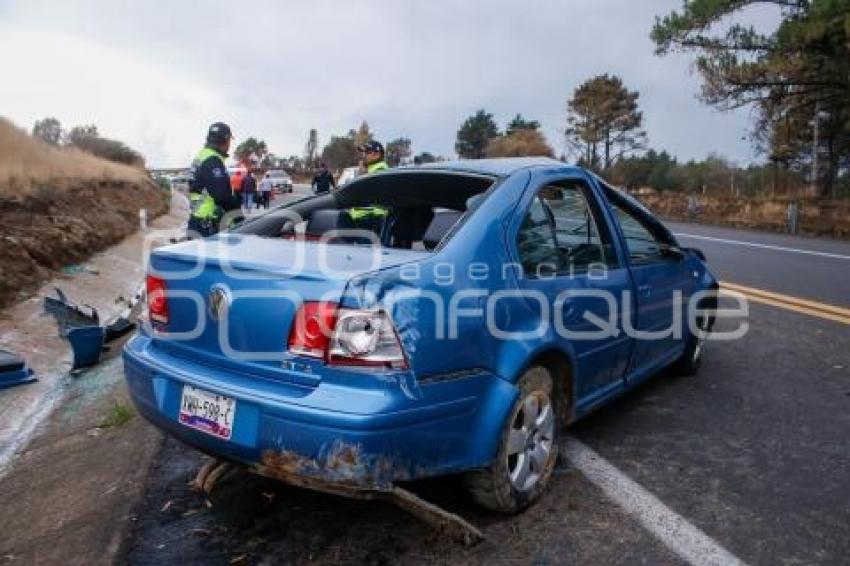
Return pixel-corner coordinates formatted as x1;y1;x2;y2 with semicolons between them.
466;366;558;513
675;312;712;375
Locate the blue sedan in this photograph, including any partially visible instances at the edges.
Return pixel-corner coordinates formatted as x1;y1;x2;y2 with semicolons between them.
124;158;717;512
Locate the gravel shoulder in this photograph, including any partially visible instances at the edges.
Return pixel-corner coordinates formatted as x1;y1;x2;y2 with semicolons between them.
0;353;165;566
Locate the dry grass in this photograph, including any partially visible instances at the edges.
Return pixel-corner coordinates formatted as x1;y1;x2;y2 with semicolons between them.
0;116;146;196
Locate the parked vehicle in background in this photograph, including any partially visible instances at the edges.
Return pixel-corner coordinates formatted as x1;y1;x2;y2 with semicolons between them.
170;170;192;187
337;166;360;187
124;158;717;514
266;169;293;193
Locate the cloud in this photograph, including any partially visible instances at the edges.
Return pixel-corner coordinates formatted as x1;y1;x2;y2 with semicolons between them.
0;0;780;167
0;31;225;166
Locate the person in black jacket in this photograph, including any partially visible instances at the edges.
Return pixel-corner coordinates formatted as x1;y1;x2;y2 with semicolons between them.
311;162;337;194
240;169;257;210
187;122;241;237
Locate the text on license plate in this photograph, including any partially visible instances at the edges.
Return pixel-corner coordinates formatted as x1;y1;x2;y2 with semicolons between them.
179;385;236;440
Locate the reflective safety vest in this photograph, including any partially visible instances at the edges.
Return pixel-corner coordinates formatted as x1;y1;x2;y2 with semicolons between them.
350;160;390;220
367;160;388;173
190;147;226;220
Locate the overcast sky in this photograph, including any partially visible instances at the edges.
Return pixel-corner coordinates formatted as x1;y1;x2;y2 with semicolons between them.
0;0;783;168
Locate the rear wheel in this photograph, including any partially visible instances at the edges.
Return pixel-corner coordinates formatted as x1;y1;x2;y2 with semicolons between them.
466;366;558;513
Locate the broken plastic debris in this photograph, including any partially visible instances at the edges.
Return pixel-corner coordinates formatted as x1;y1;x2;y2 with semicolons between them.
65;326;106;369
61;263;100;276
105;317;135;342
43;288;135;370
0;349;36;390
44;287;99;327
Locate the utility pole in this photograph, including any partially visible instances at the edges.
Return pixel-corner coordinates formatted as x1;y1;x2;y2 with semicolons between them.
811;100;820;196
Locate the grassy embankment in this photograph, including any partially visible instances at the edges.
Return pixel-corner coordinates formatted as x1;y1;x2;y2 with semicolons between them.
0;117;169;308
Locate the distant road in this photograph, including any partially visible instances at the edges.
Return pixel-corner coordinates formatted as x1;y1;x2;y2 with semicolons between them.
667;220;850;307
270;183;312;205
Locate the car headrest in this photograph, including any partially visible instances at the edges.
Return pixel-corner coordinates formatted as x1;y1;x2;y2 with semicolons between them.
423;210;463;250
391;207;434;248
465;193;486;211
306;209;354;235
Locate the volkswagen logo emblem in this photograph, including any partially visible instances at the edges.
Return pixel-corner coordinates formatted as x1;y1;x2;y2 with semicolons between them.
208;287;230;322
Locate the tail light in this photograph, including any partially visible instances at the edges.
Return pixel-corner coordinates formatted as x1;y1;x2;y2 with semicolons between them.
287;301;338;358
146;275;169;324
329;309;407;368
288;302;407;369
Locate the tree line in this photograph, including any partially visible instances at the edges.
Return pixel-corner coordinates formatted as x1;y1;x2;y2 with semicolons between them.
234;122;432;175
651;0;849;198
31;117;143;167
449;1;849;199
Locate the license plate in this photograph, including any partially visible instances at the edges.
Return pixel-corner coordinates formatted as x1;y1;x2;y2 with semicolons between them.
179;385;236;440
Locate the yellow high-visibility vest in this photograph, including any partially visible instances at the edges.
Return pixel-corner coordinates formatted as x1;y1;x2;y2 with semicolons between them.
350;160;390;220
190;147;227;220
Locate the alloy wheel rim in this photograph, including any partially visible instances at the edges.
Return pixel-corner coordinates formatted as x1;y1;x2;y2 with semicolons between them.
693;317;708;362
507;390;555;492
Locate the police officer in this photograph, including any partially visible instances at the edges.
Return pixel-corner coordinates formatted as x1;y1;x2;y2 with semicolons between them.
187;122;240;237
358;140;388;174
350;141;389;229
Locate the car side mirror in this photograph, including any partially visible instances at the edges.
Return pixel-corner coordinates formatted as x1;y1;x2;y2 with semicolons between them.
660;244;685;261
681;246;706;261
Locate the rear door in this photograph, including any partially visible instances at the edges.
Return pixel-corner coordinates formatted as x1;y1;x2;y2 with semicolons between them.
513;176;633;407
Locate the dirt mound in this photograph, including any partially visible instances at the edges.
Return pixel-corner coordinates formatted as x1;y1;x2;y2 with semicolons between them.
0;117;168;308
638;191;850;238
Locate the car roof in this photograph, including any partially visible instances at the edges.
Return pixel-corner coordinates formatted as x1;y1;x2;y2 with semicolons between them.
414;157;580;177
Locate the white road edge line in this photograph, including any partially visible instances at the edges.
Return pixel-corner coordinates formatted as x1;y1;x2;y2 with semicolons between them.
0;380;63;478
563;436;745;566
674;232;850;260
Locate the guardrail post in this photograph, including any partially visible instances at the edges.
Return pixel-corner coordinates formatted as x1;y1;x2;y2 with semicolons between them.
687;195;699;218
786;201;799;234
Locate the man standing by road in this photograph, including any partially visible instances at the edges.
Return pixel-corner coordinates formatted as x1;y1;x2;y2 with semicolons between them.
187;122;240;237
240;168;257;211
311;162;337;194
258;172;273;209
230;168;244;195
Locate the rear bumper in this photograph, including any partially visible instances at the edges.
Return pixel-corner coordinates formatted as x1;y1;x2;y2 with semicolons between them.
122;334;516;489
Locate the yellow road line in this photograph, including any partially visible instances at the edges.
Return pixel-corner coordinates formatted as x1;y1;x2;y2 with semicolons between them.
720;282;850;325
721;281;850;317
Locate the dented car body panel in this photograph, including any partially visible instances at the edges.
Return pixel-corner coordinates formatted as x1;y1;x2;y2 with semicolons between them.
123;158;718;491
125;333;515;488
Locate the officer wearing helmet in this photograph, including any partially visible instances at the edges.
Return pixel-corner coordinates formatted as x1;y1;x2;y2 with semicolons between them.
350;140;389;227
187;122;241;237
357;140;388;174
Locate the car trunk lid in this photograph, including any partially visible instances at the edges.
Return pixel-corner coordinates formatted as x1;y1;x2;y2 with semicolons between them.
147;234;423;383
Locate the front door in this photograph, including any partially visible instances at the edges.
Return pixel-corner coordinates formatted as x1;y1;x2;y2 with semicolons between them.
606;194;690;380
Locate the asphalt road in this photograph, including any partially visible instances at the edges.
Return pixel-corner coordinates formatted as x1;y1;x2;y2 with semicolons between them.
668;220;850;307
119;203;849;564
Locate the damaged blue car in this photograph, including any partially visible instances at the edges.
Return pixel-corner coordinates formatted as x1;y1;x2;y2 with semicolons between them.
123;157;717;512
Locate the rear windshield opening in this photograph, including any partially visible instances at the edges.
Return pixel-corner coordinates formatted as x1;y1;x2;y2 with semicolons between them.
238;170;496;251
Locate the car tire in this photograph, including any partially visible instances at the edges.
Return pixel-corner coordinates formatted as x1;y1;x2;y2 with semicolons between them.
675;312;712;375
466;365;558;513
